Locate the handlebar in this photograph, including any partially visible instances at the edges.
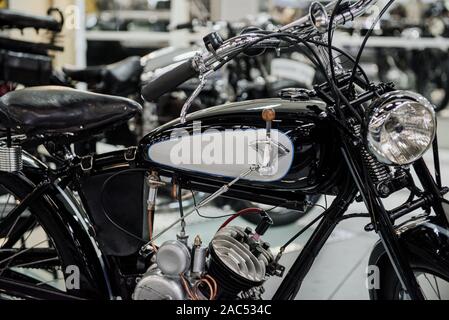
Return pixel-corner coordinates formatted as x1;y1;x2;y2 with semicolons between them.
141;59;199;101
140;0;380;102
173;22;194;30
0;9;63;32
281;0;379;34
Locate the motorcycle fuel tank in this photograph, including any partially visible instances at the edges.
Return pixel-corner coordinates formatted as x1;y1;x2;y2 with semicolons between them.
140;98;343;197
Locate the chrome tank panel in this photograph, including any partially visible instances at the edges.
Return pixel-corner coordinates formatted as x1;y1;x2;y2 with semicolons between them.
140;98;343;195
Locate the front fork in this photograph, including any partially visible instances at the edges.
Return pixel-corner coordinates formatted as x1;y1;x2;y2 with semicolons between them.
274;140;446;300
350;147;448;300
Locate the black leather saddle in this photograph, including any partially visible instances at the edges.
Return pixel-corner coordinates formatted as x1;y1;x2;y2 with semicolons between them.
0;86;142;137
63;56;143;96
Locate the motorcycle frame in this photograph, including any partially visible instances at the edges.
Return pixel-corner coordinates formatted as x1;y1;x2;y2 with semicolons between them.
3;118;446;300
273;143;446;300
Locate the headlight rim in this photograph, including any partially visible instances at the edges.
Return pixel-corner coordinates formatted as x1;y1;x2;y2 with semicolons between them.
365;90;437;166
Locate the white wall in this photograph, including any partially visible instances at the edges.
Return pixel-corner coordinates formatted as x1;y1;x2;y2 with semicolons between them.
210;0;259;22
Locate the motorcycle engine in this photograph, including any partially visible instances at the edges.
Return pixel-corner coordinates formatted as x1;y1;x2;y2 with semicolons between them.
133;225;284;300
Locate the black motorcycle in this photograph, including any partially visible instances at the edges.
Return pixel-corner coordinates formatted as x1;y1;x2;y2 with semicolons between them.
0;8;65;93
63;21;319;226
0;0;448;300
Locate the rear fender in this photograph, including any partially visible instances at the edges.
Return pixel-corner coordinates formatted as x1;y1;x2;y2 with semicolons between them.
20;152;114;299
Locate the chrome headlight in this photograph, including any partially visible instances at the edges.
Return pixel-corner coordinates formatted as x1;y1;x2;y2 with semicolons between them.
366;91;436;166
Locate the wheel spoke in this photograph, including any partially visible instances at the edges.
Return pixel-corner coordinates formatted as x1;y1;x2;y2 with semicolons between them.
423;274;440;299
0;189;71;299
2;217;36;249
0;239;49;275
434;275;441;300
11;257;59;269
36;277;64;287
0;195;13;218
0;214;20;248
0;248;58;265
0;276;83;300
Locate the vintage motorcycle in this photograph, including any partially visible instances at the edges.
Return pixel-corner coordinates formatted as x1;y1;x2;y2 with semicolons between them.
0;8;65;94
0;0;448;300
64;20;319;226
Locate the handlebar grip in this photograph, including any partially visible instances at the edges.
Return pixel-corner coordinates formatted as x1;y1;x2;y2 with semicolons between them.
141;59;198;102
174;22;193;30
0;9;62;32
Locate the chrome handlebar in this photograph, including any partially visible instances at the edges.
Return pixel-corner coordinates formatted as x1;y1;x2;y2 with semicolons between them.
179;0;381;123
282;0;379;34
197;0;379;73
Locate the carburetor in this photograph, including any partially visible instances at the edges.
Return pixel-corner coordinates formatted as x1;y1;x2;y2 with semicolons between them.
133;235;207;300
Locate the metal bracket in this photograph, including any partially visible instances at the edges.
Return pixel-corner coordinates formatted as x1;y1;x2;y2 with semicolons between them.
124;146;138;162
140;165;259;256
80;156;93;172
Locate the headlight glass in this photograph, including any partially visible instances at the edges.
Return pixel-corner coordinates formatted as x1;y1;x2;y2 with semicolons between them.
367;91;436;166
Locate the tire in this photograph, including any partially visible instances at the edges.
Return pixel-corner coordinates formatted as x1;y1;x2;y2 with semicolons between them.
216;195;321;227
0;173;99;299
369;244;449;300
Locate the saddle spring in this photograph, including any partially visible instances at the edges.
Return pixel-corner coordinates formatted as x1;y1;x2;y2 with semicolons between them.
0;145;22;172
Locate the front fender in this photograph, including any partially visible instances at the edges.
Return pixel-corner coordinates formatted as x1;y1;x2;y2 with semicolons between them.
368;216;449;299
396;218;449;274
371;217;449;271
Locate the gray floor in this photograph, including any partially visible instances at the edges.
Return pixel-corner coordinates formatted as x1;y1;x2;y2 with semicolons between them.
150;115;449;300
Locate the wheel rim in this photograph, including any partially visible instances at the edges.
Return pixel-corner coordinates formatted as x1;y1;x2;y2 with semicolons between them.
0;191;69;299
398;270;449;300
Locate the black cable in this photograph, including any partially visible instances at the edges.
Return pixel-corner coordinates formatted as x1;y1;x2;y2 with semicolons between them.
99;169;149;243
338;213;371;221
190;189;236;219
280;211;326;250
177;182;184;219
280;34;359;122
279;35;329;82
190;189;327;222
307;39;370;84
348;0;396;89
281;34;362;122
212;30;364;122
265;200;309;213
325;1;368;124
328;0;344;85
213;32;329;85
209;30;365;124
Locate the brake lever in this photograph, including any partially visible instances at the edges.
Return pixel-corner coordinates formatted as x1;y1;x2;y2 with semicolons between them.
180;69;213;124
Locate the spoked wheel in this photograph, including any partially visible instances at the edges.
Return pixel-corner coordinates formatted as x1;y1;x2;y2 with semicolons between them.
397;271;449;300
0;174;86;300
370;253;449;300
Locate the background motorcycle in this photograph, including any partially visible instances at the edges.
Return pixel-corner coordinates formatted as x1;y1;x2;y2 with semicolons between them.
354;2;449;112
0;8;65;96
